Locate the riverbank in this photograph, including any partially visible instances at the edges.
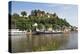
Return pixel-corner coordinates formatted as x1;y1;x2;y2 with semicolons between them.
9;29;78;35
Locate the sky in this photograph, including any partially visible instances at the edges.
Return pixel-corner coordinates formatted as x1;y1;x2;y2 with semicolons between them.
10;1;78;26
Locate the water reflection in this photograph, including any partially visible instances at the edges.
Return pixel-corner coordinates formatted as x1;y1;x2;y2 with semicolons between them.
10;31;78;53
32;34;68;51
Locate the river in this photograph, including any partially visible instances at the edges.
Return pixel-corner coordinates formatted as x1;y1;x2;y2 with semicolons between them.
9;31;78;53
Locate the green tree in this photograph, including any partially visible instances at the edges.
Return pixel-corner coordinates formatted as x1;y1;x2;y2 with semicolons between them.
13;13;19;17
37;23;43;30
11;13;20;29
52;13;57;17
45;24;50;31
21;11;27;17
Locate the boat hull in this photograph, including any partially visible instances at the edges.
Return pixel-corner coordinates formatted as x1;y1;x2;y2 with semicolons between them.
36;31;63;34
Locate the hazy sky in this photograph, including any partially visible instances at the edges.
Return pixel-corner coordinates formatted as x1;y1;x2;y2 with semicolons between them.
11;1;78;26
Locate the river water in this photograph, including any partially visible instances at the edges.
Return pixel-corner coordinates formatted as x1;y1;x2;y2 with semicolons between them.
10;31;78;53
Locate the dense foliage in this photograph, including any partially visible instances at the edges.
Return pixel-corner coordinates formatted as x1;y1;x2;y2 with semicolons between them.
11;10;70;31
